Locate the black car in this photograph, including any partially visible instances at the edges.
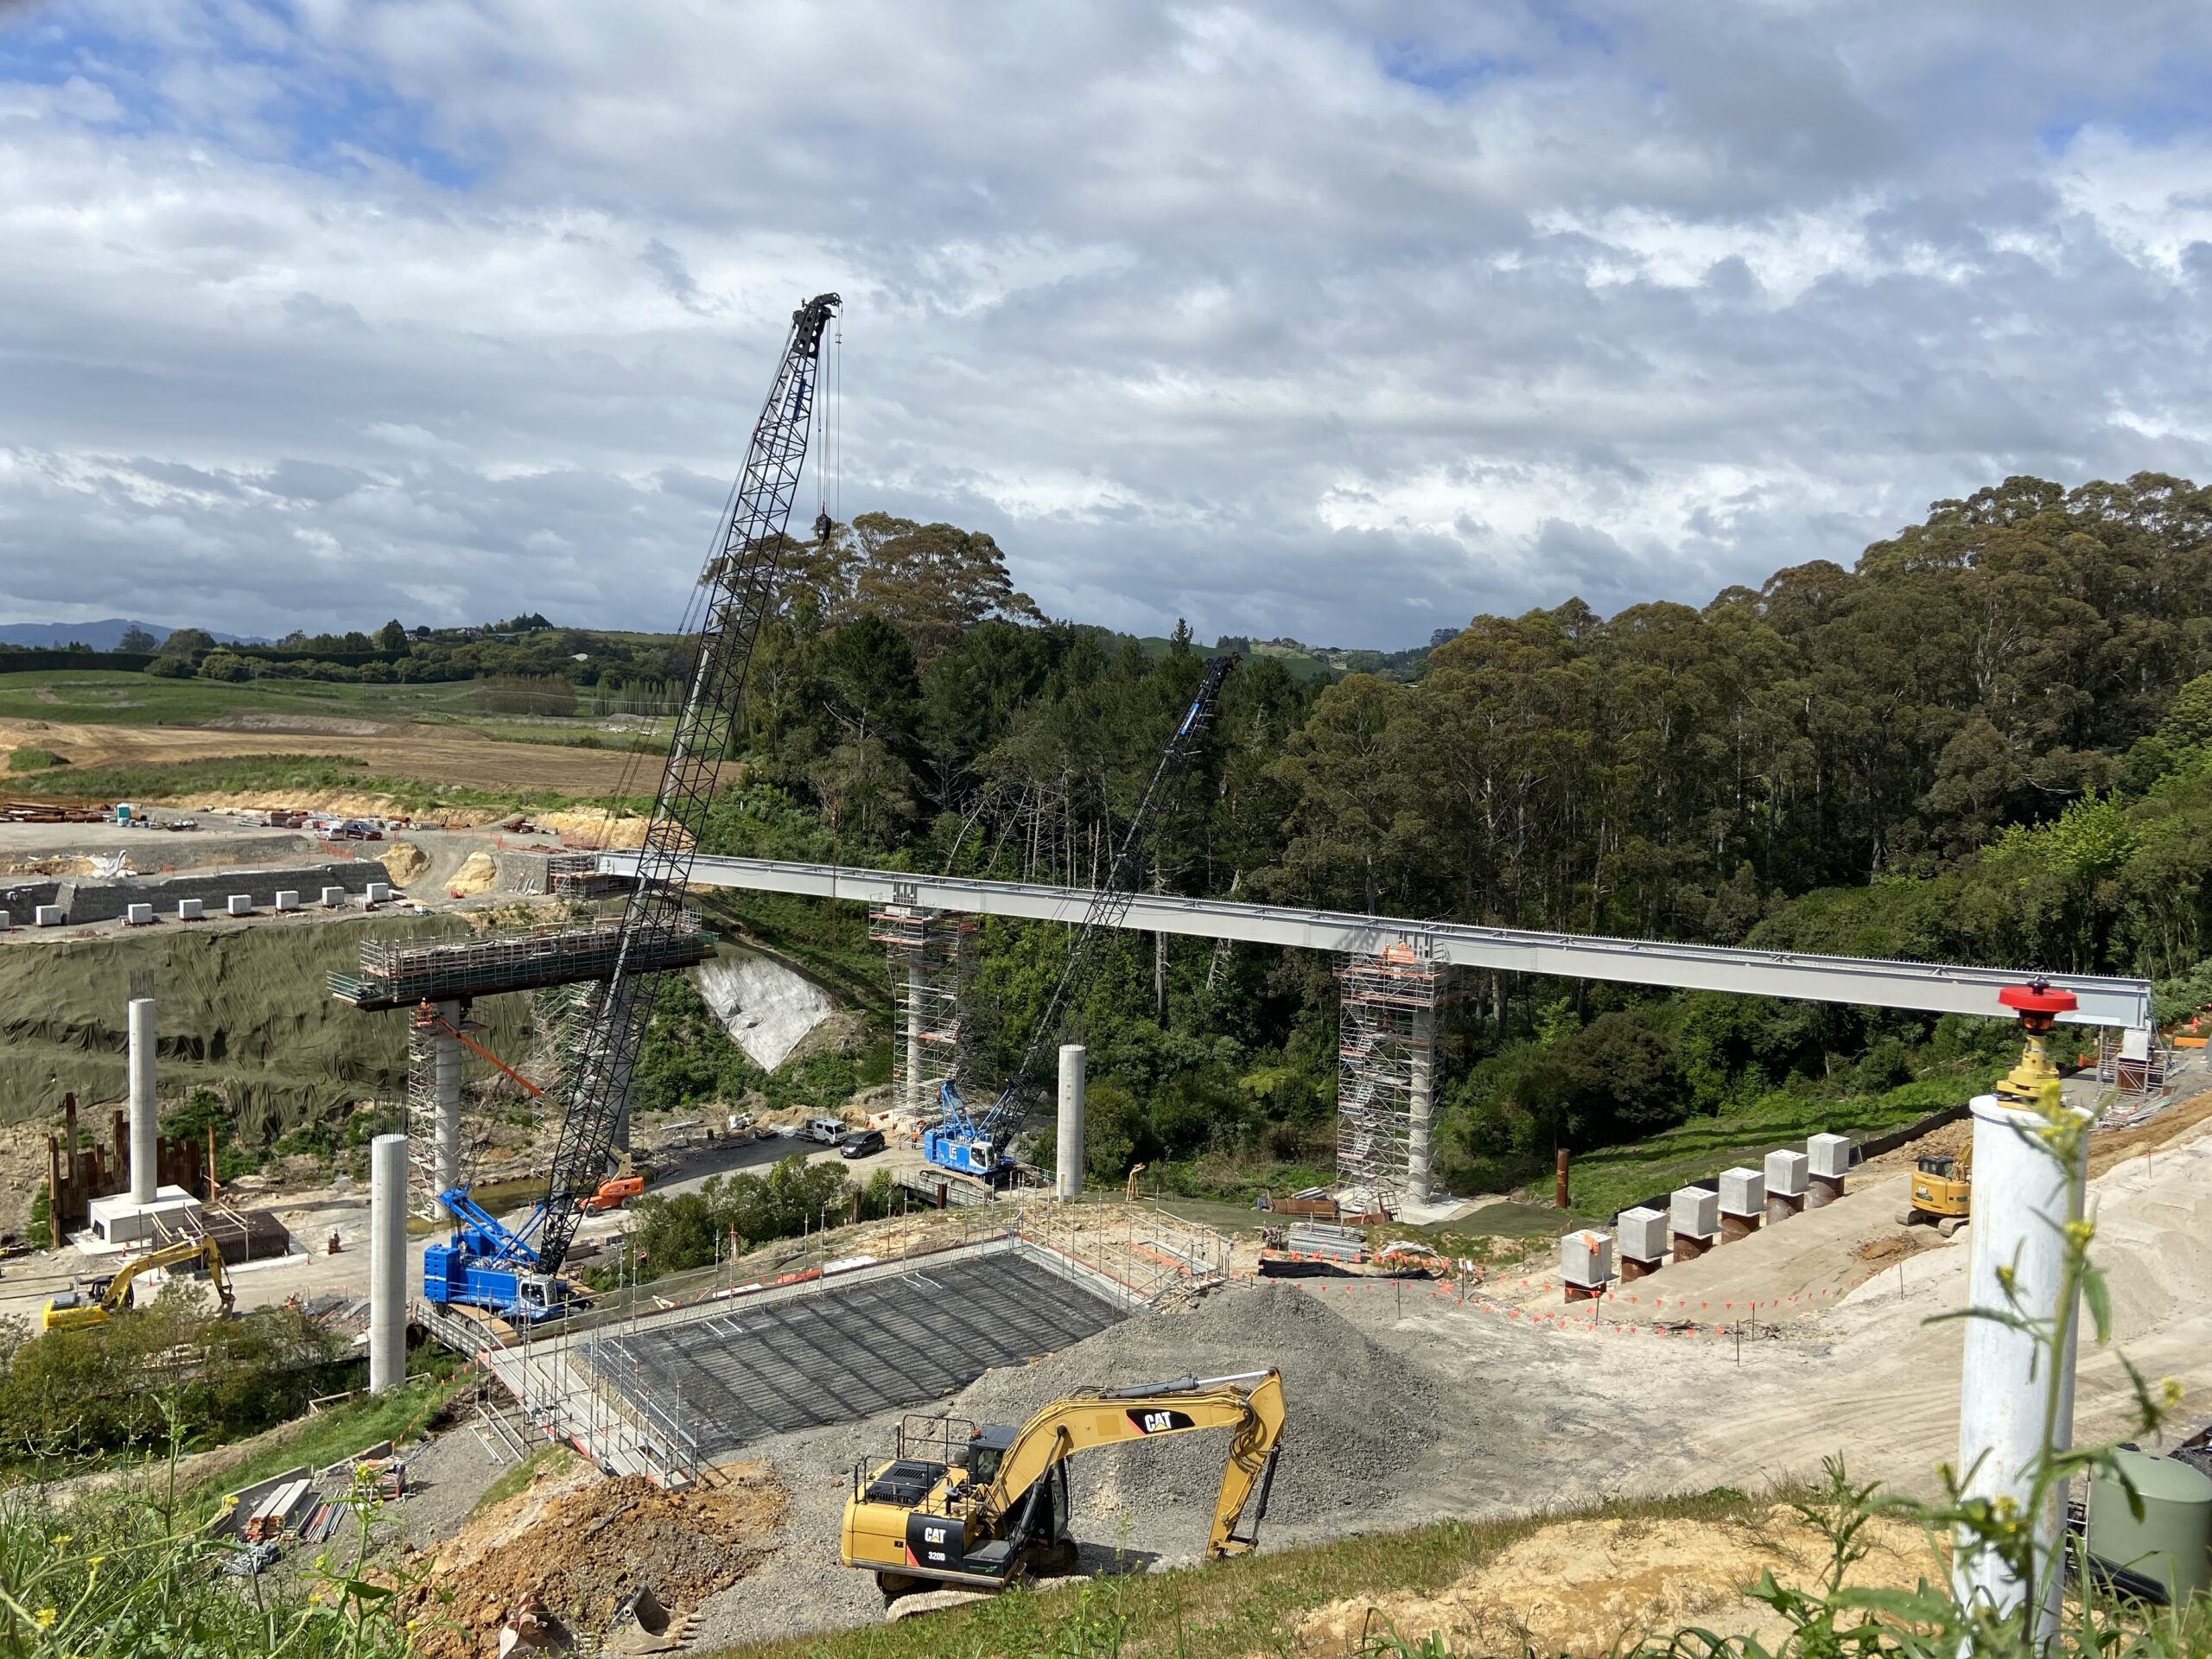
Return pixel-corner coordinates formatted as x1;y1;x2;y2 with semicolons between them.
840;1128;886;1159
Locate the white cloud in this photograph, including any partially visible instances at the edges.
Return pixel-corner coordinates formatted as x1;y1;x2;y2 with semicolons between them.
0;2;2209;644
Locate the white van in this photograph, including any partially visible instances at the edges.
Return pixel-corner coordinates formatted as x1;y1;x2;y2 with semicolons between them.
804;1116;846;1146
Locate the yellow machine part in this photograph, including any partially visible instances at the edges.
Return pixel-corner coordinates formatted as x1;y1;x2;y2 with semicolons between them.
842;1369;1285;1592
41;1236;232;1332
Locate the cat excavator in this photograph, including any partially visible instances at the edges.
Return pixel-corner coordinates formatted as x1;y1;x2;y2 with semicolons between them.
1897;982;2077;1238
841;1369;1284;1603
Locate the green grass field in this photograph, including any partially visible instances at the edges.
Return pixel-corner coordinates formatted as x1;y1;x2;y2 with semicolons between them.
1560;1075;1986;1220
0;670;673;749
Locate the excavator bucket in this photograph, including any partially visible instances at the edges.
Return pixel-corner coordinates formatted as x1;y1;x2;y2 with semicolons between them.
603;1583;678;1654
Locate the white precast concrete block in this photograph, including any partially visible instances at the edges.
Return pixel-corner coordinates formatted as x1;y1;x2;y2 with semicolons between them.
1719;1166;1765;1216
364;882;391;905
1670;1186;1719;1239
274;890;300;912
0;910;9;930
176;898;204;920
321;886;346;908
124;902;154;926
1764;1148;1808;1197
1560;1230;1615;1287
228;894;252;915
1808;1132;1852;1179
1618;1205;1668;1262
34;905;62;926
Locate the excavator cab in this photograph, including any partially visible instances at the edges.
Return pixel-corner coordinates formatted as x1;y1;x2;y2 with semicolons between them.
842;1370;1283;1606
1903;1151;1972;1236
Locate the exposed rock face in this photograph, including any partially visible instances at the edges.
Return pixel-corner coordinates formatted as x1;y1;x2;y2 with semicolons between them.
691;952;835;1071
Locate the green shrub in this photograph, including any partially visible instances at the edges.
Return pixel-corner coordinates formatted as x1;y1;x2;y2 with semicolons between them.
5;747;66;772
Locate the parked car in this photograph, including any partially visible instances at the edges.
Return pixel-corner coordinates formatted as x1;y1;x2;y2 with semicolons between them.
840;1128;886;1160
804;1116;846;1145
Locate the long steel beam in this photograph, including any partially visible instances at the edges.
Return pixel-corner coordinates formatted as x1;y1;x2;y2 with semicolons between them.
597;852;2152;1029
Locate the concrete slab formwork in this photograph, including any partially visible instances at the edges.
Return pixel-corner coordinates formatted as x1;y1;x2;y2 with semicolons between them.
580;1248;1128;1460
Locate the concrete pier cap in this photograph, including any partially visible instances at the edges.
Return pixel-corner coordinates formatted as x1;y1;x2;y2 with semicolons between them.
1718;1166;1764;1240
1560;1230;1614;1299
1669;1186;1719;1260
1806;1131;1851;1208
1617;1206;1667;1268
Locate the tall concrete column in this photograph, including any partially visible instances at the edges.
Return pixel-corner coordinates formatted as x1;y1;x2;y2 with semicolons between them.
127;997;157;1204
369;1133;407;1395
1406;1001;1434;1205
906;959;927;1116
1056;1045;1086;1200
1954;1090;2088;1637
432;999;462;1198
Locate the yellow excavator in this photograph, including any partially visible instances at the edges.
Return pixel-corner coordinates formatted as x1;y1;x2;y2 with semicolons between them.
43;1235;233;1332
1897;982;2075;1240
841;1368;1285;1600
1900;1150;1972;1237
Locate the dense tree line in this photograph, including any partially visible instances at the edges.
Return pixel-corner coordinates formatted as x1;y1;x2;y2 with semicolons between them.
669;473;2212;1193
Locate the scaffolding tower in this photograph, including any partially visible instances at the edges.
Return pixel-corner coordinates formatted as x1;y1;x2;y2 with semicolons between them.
1336;942;1446;1213
404;1001;464;1220
402;983;594;1219
870;905;976;1118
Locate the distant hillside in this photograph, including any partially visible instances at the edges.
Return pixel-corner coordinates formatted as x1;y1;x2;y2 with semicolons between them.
0;620;264;649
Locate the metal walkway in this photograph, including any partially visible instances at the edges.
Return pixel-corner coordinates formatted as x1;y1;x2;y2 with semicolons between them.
582;1251;1127;1459
597;852;2151;1028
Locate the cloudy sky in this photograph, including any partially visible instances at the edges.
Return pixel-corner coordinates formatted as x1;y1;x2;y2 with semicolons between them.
1;2;2209;647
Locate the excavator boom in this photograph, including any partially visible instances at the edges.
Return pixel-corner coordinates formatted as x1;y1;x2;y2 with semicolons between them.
43;1235;232;1331
841;1367;1285;1594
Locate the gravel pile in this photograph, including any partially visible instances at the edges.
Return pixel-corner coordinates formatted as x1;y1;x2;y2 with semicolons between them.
951;1281;1451;1530
688;1281;1456;1652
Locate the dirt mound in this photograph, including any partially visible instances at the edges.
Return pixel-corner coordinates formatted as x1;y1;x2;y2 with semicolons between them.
380;840;431;883
200;711;392;736
948;1280;1450;1533
1298;1503;1938;1656
1851;1232;1937;1265
404;1461;785;1656
447;851;499;895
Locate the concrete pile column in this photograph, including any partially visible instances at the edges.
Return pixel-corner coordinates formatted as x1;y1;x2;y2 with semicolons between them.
432;999;462;1197
1764;1149;1808;1224
1806;1132;1850;1207
1618;1206;1666;1280
127;997;157;1205
1669;1187;1719;1262
1718;1166;1764;1241
1954;1090;2087;1637
1407;999;1434;1204
1056;1045;1086;1200
906;959;927;1116
369;1133;407;1395
1560;1230;1614;1302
